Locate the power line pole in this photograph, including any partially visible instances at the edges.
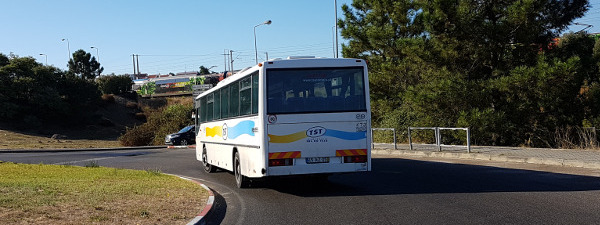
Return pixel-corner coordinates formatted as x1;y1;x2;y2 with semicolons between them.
136;54;140;75
229;50;234;73
222;49;229;72
265;52;268;61
132;54;136;75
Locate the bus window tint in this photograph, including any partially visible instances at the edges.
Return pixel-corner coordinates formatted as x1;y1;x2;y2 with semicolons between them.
230;82;240;117
266;67;366;114
195;98;201;125
200;97;207;122
214;90;221;120
221;86;229;119
252;73;259;114
240;77;252;115
206;93;214;121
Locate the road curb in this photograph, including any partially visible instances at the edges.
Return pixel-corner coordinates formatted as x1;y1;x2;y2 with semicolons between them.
177;177;214;225
167;145;196;149
372;149;600;170
0;146;166;153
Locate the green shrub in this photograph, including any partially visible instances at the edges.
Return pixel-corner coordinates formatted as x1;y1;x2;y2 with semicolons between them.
119;103;193;146
0;56;101;126
96;75;132;95
119;124;155;146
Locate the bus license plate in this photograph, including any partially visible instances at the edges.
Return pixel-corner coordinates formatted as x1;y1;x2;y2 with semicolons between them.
306;157;329;164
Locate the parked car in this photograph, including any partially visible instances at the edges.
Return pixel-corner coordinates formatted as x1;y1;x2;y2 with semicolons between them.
165;125;195;146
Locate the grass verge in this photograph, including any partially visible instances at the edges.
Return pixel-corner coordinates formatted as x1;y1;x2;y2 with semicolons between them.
0;162;207;224
0;129;121;150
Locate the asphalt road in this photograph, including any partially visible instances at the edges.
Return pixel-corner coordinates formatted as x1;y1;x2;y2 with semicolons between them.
2;148;600;225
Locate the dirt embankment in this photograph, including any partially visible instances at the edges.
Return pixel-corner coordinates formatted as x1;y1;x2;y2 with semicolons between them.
0;95;145;150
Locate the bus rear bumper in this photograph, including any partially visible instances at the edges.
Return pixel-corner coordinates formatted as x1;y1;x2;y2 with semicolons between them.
267;161;369;176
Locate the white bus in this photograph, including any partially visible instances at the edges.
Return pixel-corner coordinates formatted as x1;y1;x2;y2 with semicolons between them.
195;57;371;188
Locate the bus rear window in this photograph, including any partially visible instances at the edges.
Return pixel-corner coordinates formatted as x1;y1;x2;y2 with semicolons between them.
267;67;366;114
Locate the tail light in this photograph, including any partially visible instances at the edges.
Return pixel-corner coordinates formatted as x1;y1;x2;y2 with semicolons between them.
268;151;300;167
269;158;294;167
344;155;367;163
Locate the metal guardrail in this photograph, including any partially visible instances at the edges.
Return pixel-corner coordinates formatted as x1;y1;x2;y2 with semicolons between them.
408;127;471;153
371;128;396;150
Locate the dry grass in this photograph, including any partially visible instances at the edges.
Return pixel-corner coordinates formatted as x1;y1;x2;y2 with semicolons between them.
0;130;121;150
167;97;193;106
554;126;599;150
0;162;207;224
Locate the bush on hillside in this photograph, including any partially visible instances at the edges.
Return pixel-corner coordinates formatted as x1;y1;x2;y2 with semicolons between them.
0;54;101;127
96;75;132;95
126;102;138;109
101;94;115;104
119;103;193;146
119;124;155;146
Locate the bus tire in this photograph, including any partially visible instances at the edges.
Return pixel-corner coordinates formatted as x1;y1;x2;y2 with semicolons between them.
202;147;216;173
234;152;250;188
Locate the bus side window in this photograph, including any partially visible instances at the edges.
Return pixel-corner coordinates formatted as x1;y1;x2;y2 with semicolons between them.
195;98;201;126
252;73;259;114
221;86;229;119
230;81;240;117
200;96;207;122
214;89;221;120
240;77;252;116
207;93;214;121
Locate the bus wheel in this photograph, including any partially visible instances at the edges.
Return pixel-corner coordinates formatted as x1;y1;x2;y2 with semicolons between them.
234;152;249;188
202;147;216;173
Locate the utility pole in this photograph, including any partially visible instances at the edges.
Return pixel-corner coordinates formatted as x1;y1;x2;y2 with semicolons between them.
265;52;269;61
222;49;229;72
136;54;140;76
229;50;234;73
132;54;136;75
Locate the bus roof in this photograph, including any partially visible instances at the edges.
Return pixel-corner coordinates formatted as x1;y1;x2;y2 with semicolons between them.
195;57;366;100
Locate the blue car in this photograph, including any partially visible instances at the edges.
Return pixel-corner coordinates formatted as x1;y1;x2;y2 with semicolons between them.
165;125;196;146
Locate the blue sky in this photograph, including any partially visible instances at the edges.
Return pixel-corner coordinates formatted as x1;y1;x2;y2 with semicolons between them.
1;0;599;76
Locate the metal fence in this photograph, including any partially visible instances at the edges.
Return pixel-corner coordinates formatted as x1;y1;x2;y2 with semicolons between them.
408;127;471;153
371;128;397;149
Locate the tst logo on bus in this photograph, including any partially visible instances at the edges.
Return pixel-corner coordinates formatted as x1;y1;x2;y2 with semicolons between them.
222;124;228;140
306;126;326;137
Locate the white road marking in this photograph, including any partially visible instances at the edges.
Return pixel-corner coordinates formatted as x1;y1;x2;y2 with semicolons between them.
54;156;116;165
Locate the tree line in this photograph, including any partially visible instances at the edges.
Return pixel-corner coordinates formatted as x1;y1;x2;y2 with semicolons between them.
0;50;131;128
340;0;600;147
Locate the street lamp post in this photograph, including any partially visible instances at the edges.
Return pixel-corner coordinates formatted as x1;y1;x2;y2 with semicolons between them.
90;46;100;63
61;38;71;60
332;26;336;58
39;53;47;65
334;0;339;58
254;20;272;64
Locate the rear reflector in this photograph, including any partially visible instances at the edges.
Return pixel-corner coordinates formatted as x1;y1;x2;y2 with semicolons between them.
344;155;367;163
269;158;294;167
268;151;300;167
269;151;301;159
336;149;367;157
